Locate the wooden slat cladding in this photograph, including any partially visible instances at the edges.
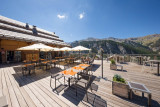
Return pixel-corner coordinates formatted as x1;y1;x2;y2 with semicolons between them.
112;81;129;98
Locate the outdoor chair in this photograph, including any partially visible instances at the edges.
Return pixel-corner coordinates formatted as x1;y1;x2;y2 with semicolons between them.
143;56;150;66
22;66;27;76
75;73;100;106
22;64;35;76
46;62;52;70
81;58;86;64
75;74;91;99
89;57;95;65
55;60;60;68
50;74;63;90
27;64;35;74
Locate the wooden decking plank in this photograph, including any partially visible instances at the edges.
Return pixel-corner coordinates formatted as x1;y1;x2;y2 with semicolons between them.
1;68;12;107
32;71;78;107
12;71;44;107
0;68;3;96
21;76;61;107
33;78;69;107
43;73;121;107
3;68;20;107
0;60;159;107
15;67;67;106
8;67;36;107
6;67;28;107
33;72;84;107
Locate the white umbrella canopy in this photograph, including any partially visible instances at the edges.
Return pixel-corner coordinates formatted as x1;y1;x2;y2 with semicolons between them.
72;46;91;51
59;47;72;51
52;47;61;51
17;43;55;51
72;46;91;60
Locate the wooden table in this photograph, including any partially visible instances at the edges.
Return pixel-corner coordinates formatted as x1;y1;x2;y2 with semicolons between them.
22;63;35;75
66;58;75;64
58;64;90;87
51;60;57;67
149;60;160;76
23;60;30;63
60;69;77;87
128;81;151;107
41;61;51;70
55;57;63;61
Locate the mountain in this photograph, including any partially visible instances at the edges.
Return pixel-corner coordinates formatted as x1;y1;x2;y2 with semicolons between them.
127;34;160;52
70;34;160;54
77;37;100;42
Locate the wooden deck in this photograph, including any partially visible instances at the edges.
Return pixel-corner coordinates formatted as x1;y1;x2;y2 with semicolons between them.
0;60;160;107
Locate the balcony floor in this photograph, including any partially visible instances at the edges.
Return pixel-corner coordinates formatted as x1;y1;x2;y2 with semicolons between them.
0;60;160;107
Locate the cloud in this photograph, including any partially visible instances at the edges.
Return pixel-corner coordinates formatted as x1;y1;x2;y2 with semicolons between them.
57;14;66;19
79;12;85;19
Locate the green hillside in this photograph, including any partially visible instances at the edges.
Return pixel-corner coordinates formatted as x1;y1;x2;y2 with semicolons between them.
71;40;155;54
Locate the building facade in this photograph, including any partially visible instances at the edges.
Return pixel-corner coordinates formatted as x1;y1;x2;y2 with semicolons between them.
0;15;69;63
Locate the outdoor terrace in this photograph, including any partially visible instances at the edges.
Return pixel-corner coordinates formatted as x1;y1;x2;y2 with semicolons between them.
0;60;160;107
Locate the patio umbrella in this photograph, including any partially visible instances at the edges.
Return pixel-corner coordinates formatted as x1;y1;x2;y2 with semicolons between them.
59;47;72;57
59;47;72;51
17;43;54;51
72;46;91;51
17;43;55;61
72;46;91;60
52;47;61;51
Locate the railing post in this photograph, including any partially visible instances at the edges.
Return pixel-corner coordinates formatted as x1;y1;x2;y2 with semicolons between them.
101;48;104;78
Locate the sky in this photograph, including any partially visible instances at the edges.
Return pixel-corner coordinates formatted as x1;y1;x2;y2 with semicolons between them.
0;0;160;42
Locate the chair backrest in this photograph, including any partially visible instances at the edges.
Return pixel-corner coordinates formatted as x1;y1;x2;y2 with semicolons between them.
64;64;70;70
147;57;150;61
81;58;85;63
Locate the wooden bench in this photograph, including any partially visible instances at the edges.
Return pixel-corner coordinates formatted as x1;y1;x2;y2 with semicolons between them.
0;96;8;107
116;65;123;71
128;81;152;107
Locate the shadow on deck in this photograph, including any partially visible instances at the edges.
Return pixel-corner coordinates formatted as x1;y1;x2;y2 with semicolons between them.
115;90;160;107
12;66;62;87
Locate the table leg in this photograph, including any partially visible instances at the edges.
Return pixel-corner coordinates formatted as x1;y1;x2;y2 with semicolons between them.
29;70;31;75
64;77;65;84
148;94;151;107
77;73;79;79
55;77;56;89
69;78;70;87
158;62;159;76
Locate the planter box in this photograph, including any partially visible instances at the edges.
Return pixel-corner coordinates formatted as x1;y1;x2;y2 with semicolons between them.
112;81;129;98
110;64;117;70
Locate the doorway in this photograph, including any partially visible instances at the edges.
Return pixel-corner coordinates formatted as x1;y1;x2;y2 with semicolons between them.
0;52;2;63
7;51;14;62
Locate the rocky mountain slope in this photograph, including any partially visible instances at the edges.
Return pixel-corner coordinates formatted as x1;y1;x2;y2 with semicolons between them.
70;34;160;54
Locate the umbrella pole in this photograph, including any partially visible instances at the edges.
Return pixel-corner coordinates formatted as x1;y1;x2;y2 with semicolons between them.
39;49;40;63
79;51;80;62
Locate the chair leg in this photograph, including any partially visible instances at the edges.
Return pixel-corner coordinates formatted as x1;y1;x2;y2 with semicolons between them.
50;77;52;87
86;89;88;102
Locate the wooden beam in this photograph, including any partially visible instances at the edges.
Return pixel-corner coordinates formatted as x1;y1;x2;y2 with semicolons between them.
0;39;1;49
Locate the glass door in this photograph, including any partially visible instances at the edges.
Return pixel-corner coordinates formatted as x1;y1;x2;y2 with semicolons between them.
0;52;2;63
7;51;14;62
15;51;21;62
